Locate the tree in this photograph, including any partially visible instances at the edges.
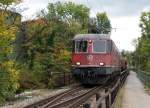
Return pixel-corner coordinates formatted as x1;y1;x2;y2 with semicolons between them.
46;2;90;31
96;12;111;34
139;12;150;38
0;0;21;104
88;12;111;34
133;12;150;71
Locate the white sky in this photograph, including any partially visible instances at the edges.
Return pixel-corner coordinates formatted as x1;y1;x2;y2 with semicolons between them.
16;0;150;51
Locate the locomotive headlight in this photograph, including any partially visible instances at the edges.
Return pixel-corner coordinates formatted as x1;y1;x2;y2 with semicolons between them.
76;62;81;65
99;62;104;66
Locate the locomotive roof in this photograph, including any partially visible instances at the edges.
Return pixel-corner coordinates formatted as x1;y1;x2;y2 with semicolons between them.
73;34;111;40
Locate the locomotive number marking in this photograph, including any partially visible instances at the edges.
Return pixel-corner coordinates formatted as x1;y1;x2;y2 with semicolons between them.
87;55;93;63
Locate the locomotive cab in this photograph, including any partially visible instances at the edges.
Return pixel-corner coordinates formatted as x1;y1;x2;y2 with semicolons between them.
71;34;121;84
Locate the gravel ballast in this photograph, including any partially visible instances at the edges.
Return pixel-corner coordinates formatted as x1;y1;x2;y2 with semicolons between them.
0;87;69;108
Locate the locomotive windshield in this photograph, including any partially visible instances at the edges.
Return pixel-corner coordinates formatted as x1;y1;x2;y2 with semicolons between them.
75;41;87;52
93;40;106;52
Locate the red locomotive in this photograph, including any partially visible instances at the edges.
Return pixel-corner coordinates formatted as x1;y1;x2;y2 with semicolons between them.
71;34;122;84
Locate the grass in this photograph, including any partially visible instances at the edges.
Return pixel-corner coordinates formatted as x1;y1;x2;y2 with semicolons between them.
114;86;125;108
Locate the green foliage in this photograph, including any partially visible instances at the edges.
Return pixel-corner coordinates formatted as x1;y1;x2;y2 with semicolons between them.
139;12;150;37
88;12;111;34
133;12;150;72
96;12;111;34
0;0;21;5
0;61;20;102
47;2;90;30
0;0;21;104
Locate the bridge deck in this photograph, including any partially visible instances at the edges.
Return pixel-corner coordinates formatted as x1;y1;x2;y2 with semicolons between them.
122;71;150;108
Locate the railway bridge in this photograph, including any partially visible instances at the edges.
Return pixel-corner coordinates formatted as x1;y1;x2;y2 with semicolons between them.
1;70;150;108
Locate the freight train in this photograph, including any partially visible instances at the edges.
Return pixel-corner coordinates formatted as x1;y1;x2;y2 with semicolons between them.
71;34;127;85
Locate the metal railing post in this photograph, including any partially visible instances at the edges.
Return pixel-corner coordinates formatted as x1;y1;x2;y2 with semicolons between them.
105;89;111;108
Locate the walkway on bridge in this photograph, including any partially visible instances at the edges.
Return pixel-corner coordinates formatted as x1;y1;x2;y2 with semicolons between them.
122;71;150;108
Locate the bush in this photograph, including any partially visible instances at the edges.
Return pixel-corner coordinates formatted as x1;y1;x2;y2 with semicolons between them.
0;61;20;105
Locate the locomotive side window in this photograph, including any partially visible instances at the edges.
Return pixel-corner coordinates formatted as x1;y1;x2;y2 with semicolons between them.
93;40;106;52
75;41;87;53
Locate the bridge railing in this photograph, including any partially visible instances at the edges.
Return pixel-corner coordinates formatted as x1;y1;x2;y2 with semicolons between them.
137;70;150;88
82;69;129;108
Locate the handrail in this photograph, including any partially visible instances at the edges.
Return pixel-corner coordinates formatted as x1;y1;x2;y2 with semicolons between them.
138;70;150;75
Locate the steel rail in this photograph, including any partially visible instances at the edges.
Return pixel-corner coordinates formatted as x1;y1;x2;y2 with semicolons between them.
43;87;101;108
24;70;129;108
67;87;102;108
23;85;82;108
41;87;84;108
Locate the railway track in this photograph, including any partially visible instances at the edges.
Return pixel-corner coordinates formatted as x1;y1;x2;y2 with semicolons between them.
43;87;101;108
24;85;102;108
23;85;82;108
24;70;129;108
